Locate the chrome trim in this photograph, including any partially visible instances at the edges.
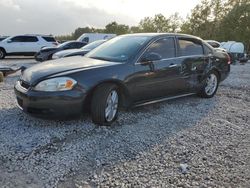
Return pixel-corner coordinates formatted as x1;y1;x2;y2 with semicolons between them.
133;93;196;108
16;101;23;110
169;64;178;68
135;55;204;65
16;81;28;92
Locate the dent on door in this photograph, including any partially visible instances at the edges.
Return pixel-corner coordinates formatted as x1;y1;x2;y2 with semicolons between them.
179;56;206;90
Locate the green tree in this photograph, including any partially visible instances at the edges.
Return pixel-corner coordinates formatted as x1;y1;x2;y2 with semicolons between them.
105;22;129;35
139;14;171;32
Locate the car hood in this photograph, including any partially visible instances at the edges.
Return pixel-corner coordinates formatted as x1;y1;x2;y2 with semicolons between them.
21;56;120;84
55;49;82;57
41;47;58;52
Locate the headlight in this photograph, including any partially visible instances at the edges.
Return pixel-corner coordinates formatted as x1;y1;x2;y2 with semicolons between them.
34;77;77;91
52;54;59;59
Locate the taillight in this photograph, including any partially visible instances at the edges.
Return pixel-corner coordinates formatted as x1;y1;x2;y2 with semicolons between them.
226;53;231;64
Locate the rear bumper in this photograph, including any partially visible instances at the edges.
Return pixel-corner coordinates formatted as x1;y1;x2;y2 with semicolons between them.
14;81;87;119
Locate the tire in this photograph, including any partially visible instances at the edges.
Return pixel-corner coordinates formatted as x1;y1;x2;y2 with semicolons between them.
198;70;219;98
91;83;119;126
0;48;6;59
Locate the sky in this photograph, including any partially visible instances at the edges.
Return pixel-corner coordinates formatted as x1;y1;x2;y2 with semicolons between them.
0;0;201;36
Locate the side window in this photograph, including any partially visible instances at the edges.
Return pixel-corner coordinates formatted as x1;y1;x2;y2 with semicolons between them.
42;36;56;42
82;37;89;43
11;36;23;42
178;39;204;56
143;38;175;60
77;43;84;48
11;36;38;42
25;36;38;42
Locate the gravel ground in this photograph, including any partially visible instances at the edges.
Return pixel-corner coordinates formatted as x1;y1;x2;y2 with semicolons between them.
0;58;249;188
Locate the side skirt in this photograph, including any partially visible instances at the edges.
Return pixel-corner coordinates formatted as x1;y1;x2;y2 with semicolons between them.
132;93;196;108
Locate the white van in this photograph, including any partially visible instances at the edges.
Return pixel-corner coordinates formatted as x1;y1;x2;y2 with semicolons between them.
77;33;116;44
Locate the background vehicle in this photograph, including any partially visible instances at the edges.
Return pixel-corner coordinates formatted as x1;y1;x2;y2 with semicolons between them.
221;41;245;64
0;36;8;42
35;41;87;62
77;33;116;44
205;40;221;48
15;33;230;126
52;40;106;59
0;35;58;59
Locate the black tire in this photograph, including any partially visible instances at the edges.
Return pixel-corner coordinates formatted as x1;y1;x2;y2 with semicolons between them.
0;48;6;59
198;70;219;98
91;83;119;126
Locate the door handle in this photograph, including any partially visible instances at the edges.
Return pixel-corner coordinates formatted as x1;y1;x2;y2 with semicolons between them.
169;64;178;68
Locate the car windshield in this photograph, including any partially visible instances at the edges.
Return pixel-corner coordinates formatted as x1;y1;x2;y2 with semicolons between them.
57;41;72;48
85;36;151;62
81;40;106;51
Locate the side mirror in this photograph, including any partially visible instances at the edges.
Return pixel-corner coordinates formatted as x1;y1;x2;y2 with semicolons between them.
140;52;161;65
7;40;12;43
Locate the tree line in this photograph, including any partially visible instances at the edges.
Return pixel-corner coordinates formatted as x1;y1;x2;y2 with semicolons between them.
57;0;250;52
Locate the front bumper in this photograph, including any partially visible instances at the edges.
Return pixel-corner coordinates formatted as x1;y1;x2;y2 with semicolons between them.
14;81;87;119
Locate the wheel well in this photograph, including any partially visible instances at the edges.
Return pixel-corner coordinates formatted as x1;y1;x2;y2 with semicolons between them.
84;81;131;111
0;47;6;53
211;68;221;82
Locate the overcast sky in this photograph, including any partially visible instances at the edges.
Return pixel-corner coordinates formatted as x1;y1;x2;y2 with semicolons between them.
0;0;200;36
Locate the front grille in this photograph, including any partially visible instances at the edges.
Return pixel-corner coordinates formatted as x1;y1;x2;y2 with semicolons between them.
20;80;30;90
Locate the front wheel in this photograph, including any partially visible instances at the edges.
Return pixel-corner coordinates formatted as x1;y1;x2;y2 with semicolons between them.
0;49;6;59
91;84;119;126
198;71;219;98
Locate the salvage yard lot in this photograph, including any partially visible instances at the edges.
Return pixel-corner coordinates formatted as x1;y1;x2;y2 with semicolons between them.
0;58;249;187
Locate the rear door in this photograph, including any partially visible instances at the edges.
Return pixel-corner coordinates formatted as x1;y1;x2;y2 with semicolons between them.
176;37;206;92
22;36;39;52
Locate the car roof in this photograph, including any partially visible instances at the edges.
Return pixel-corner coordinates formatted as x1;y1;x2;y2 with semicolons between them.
120;33;202;40
23;34;55;37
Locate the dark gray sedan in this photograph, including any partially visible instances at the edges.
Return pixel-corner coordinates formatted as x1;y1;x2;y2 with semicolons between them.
35;41;87;62
15;33;230;126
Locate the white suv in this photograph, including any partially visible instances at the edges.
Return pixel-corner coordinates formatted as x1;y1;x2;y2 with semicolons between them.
0;35;58;59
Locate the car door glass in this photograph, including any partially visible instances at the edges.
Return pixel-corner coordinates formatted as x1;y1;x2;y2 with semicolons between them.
178;39;203;56
10;36;23;42
142;38;175;61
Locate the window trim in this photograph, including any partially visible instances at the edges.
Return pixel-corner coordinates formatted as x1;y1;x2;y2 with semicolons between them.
135;36;177;65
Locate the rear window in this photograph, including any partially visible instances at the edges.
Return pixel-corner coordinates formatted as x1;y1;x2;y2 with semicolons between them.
178;38;204;56
42;36;56;42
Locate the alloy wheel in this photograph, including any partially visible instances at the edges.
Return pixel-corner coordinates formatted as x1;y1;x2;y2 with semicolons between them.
105;90;118;122
0;50;3;59
205;73;218;96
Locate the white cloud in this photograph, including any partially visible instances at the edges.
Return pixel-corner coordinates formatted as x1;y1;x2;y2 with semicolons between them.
0;0;201;36
0;0;20;10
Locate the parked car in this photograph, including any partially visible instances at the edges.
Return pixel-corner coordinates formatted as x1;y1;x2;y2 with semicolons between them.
204;40;221;48
35;41;87;62
0;35;58;59
0;36;8;42
52;40;106;59
77;33;116;44
15;33;230;126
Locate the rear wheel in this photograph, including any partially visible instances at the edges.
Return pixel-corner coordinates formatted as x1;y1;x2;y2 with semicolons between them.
198;71;219;98
0;48;6;59
91;84;119;126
